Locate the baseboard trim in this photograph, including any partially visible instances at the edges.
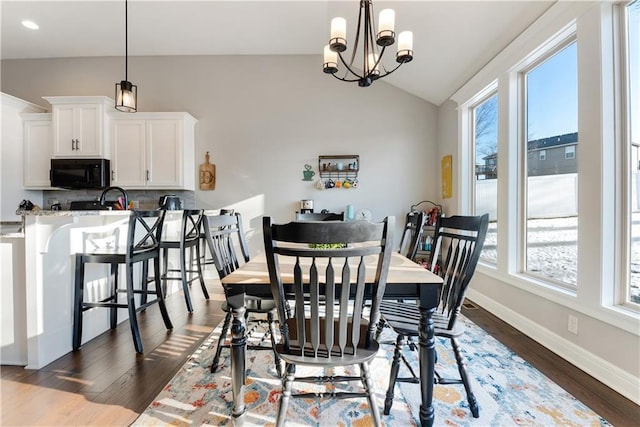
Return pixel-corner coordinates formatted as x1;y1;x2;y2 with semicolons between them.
466;289;640;405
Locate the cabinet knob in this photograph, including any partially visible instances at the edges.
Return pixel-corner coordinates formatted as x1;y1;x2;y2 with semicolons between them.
146;170;149;181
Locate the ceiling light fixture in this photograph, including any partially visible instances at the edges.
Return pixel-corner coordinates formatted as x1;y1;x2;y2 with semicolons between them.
115;0;137;112
21;20;39;30
323;0;413;87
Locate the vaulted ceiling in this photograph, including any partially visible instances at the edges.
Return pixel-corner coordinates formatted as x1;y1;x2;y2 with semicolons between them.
1;1;554;106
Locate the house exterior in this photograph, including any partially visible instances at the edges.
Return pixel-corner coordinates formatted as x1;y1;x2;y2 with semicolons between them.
476;131;579;180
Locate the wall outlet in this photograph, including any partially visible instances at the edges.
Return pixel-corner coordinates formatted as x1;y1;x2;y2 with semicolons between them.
568;314;578;335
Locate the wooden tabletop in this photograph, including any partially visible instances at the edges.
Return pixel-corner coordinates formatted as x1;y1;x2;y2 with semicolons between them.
221;251;442;286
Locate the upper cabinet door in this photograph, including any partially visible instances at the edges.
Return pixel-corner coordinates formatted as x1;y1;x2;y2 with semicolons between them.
22;113;53;189
45;96;112;158
111;119;146;187
108;111;197;190
53;105;76;156
146;120;182;188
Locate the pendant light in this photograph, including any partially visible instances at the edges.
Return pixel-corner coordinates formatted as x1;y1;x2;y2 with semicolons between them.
115;0;137;112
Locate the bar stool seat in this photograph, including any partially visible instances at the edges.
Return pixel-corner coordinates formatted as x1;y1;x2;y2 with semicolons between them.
72;210;172;354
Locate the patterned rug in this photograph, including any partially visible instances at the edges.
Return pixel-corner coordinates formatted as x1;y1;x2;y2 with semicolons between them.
134;314;611;426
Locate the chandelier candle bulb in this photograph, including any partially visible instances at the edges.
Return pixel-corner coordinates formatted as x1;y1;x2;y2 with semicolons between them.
397;31;414;63
377;9;395;45
330;17;347;51
323;45;338;74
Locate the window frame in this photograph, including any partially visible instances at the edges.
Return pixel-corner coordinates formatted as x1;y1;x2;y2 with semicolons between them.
451;2;640;332
517;35;579;290
616;0;640;310
470;90;499;266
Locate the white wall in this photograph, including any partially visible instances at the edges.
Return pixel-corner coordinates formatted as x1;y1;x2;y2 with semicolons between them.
1;93;47;221
440;2;640;403
1;55;440;254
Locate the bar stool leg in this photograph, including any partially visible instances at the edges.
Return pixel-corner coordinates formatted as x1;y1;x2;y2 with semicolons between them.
194;244;209;299
154;255;173;330
180;245;194;313
125;262;144;353
110;263;118;329
72;255;85;351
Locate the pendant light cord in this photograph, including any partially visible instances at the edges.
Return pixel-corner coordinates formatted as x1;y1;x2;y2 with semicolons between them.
124;0;128;82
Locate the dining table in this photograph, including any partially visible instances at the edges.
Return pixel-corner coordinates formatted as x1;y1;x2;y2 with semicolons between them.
220;250;443;427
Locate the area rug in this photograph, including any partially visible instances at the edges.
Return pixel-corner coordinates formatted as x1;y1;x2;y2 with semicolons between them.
134;314;611;426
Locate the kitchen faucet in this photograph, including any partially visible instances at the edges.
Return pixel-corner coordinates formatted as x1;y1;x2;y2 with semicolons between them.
99;186;129;210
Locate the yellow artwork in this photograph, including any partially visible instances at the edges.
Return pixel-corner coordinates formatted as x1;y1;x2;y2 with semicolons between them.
441;154;452;199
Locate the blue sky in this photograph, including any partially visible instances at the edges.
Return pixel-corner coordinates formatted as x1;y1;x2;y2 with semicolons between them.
526;42;578;141
475;42;578;163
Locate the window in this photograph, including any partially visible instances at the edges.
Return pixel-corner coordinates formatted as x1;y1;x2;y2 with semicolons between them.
523;41;578;287
565;145;576;159
473;93;498;264
623;0;639;305
539;150;546;161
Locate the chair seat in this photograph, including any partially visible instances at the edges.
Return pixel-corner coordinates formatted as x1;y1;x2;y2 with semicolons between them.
221;297;276;313
379;300;464;338
277;342;378;367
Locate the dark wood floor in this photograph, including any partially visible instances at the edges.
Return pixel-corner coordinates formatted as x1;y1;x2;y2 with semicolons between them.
1;284;638;426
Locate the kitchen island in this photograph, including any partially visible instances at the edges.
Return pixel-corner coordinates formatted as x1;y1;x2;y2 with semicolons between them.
16;209;185;369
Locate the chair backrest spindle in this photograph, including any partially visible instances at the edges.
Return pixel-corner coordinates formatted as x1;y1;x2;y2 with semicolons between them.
428;214;489;329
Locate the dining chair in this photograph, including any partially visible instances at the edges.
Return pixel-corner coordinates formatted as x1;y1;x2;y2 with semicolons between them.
160;209;208;313
72;210;172;354
262;215;394;427
198;208;234;268
379;213;489;418
203;212;282;376
398;210;426;261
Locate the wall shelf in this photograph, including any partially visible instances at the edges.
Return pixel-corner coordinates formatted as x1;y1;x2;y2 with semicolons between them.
318;155;359;179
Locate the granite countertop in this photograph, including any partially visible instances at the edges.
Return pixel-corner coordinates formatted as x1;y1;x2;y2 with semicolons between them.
16;209;133;217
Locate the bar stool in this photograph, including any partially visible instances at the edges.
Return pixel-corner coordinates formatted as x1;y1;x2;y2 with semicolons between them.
160;209;208;312
72;210;172;354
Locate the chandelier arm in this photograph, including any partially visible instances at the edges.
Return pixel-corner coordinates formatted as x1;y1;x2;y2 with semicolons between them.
364;0;375;76
331;73;363;83
372;45;386;72
349;0;365;69
338;51;365;80
376;61;404;79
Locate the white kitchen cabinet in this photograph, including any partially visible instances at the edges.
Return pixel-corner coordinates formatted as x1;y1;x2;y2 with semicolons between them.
1;92;47;221
110;112;197;190
21;113;53;189
43;96;112;158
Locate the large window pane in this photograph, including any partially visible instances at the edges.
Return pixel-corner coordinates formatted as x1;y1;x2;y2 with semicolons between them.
524;41;578;286
473;94;498;263
626;0;639;304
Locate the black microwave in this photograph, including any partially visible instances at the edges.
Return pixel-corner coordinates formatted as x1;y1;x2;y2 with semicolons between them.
50;158;111;189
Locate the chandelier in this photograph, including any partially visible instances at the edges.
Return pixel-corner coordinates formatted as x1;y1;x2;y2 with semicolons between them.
323;0;413;87
115;0;137;112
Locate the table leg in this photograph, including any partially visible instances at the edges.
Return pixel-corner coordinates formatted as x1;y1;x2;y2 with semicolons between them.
227;293;247;419
419;288;439;427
